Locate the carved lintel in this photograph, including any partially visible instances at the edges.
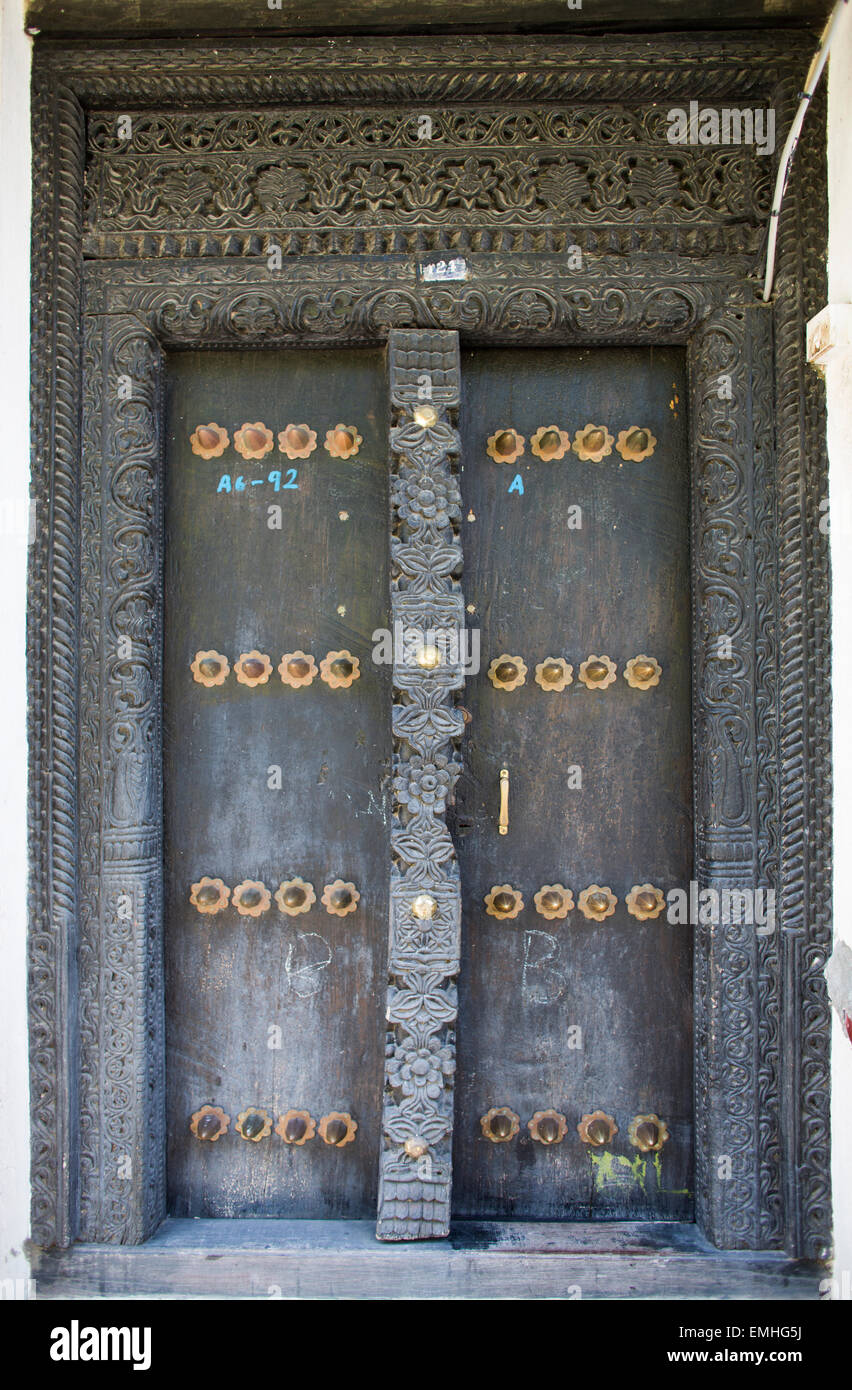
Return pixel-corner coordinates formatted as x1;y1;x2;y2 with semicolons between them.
377;330;463;1242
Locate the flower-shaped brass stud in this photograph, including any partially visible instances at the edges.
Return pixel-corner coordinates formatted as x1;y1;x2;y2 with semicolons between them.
487;655;527;691
191;650;230;687
626;884;666;921
573;424;614;462
319;1112;358;1146
236;1107;273;1142
278;650;317;688
278;424;318;459
234;422;274;460
628;1113;670;1153
190;876;230;915
578;885;617;921
481;1106;520;1143
616;426;657;462
190;423;229;459
578;654;617;690
190;1104;230;1141
275;877;316;916
324;425;362;458
320;650;360;688
404;1137;430;1159
529;1109;568;1145
486;429;525;464
234;651;272;687
275;1109;316;1145
531;425;571;461
322;880;360;916
578;1111;618;1147
534;657;573;691
484;885;524;920
534;884;574;919
624;654;662;690
232;880;272;917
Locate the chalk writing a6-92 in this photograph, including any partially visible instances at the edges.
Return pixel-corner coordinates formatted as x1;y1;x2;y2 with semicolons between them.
216;469;299;493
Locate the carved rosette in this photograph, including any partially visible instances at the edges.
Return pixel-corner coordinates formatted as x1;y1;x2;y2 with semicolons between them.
377;330;464;1242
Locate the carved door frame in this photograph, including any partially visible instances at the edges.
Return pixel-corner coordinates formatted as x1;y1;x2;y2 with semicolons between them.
28;33;831;1289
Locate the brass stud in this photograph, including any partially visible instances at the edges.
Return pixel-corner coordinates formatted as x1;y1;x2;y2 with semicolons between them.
321;879;360;916
234;423;274;460
275;1109;316;1146
578;1110;618;1147
404;1137;430;1159
573;424;614;462
234;650;272;687
278;423;318;459
616;426;657;462
484;884;524;919
411;893;438;920
626;883;666;921
628;1113;669;1152
528;1109;568;1145
233;880;272;917
278;650;317;688
487;654;527;691
190;876;230;915
324;425;362;459
578;654;617;690
320;650;360;688
236;1107;273;1142
413;404;438;428
318;1112;358;1146
191;650;230;687
480;1106;520;1143
531;425;570;461
534;657;573;691
190;1105;230;1141
624;654;662;690
578;885;617;921
190;423;230;459
275;877;316;916
486;429;525;464
415;644;442;670
534;884;575;919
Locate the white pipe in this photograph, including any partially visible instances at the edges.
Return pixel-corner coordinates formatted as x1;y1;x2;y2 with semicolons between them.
762;0;849;301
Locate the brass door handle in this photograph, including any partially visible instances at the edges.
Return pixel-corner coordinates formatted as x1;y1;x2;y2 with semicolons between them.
499;768;509;835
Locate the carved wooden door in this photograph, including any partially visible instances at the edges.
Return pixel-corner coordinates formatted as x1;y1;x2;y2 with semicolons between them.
162;334;692;1230
164;348;391;1217
450;346;693;1220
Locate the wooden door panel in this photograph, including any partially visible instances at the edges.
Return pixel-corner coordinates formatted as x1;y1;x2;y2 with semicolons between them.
451;347;693;1220
163;349;390;1218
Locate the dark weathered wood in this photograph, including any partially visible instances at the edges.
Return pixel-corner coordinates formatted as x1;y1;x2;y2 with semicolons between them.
31;1218;825;1300
452;347;692;1220
163;349;390;1219
24;0;833;37
28;32;831;1277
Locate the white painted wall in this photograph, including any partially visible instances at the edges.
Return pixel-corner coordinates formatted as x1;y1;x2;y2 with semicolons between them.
0;0;32;1290
0;7;848;1292
826;5;852;1298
